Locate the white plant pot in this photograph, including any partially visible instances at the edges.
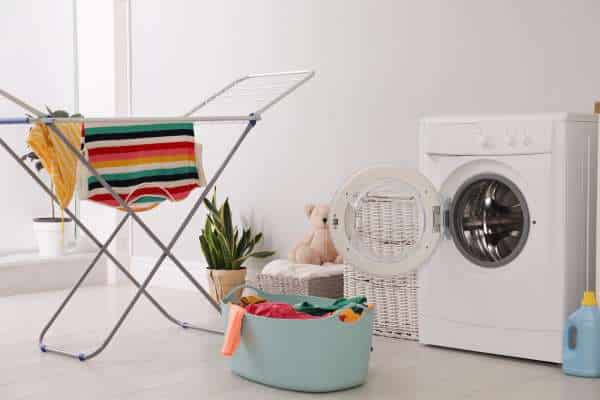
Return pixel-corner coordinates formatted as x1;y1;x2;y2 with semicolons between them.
33;217;72;257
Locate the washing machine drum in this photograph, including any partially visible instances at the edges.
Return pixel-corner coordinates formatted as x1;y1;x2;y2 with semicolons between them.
329;167;529;276
449;175;530;268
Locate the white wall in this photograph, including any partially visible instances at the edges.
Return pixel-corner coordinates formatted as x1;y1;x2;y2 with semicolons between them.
128;1;600;286
0;1;76;254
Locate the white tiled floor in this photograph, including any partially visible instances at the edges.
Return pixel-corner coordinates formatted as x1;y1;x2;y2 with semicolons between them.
0;286;598;399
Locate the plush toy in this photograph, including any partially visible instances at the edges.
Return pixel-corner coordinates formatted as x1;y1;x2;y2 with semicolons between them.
288;204;343;265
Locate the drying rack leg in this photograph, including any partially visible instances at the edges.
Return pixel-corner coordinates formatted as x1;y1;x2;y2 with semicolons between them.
0;138;224;361
45;123;222;311
58;119;257;361
24;119;256;361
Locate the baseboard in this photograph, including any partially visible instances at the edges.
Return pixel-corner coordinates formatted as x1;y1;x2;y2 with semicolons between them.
0;251;107;296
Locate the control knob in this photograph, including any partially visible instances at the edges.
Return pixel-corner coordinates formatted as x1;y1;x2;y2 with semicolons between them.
505;134;517;147
479;135;494;149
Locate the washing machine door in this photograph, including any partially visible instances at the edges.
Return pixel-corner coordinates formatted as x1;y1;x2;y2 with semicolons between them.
447;173;530;268
330;166;442;277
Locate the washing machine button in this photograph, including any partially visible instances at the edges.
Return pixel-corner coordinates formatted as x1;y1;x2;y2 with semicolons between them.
505;134;517;147
480;135;494;149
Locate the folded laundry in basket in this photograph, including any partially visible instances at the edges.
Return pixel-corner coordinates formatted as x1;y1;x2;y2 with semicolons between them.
222;299;373;358
79;122;207;211
294;296;368;316
337;304;374;323
245;302;324;320
239;295;266;306
222;302;323;357
338;308;362;323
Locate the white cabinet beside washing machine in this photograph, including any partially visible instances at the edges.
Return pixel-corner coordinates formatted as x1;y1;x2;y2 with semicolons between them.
417;113;598;363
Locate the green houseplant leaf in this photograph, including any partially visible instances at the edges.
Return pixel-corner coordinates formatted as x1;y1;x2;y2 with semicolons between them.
232;250;276;267
203;196;219;216
235;228;251;259
222;199;233;247
199;235;214;268
199;189;275;270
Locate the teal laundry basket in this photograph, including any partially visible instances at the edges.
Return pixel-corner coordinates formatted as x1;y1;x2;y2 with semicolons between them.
221;284;374;392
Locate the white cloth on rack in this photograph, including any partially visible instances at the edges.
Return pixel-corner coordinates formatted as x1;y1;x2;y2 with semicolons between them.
261;259;345;279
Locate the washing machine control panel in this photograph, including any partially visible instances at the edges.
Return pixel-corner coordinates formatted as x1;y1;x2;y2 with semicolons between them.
421;119;553;155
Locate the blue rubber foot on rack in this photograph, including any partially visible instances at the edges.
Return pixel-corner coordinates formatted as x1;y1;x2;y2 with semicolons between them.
78;353;86;362
182;322;189;329
40;345;47;353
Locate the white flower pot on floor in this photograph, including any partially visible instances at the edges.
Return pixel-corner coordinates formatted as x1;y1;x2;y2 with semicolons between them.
33;217;72;257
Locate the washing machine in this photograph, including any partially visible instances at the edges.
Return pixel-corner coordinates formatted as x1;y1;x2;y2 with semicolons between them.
329;113;597;363
417;113;598;363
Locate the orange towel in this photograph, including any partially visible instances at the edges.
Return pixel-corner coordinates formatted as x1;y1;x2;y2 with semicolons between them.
222;304;246;356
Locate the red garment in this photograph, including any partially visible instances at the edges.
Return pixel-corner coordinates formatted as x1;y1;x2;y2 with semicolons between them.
245;302;321;319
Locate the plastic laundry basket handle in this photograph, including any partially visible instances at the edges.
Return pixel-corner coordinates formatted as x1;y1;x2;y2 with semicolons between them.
222;283;269;304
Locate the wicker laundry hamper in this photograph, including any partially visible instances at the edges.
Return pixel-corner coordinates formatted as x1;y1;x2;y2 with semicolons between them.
257;273;344;298
344;267;419;340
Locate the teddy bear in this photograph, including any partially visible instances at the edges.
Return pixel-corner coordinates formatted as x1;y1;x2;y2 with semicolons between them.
288;204;343;265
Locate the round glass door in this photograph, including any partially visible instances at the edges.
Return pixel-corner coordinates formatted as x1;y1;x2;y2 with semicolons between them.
346;179;427;265
330;167;442;276
450;174;530;268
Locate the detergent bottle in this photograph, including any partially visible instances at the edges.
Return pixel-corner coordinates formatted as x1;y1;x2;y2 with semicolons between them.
562;291;600;377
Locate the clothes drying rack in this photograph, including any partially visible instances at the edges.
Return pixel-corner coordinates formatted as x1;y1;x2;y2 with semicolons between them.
0;70;315;361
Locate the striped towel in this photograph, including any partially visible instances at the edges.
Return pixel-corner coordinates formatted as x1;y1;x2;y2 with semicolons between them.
79;123;207;211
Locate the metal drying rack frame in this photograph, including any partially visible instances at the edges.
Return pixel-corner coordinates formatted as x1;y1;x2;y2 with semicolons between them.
0;70;315;361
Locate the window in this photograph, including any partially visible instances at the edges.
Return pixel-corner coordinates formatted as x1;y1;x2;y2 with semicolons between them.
0;1;77;255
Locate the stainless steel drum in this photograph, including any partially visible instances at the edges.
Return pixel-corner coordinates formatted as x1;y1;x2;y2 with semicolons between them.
450;174;530;268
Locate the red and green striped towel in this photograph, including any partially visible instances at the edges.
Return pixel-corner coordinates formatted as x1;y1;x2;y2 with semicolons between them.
80;123;206;211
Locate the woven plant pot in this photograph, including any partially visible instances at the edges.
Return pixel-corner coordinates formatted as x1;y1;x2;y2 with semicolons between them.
207;268;247;303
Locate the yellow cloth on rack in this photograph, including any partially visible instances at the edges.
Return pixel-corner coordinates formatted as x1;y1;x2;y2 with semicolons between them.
26;123;82;210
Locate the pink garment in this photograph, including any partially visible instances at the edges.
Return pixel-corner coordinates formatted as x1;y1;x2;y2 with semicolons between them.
245;302;322;320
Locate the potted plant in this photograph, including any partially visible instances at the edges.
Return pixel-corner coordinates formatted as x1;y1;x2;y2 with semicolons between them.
200;190;275;303
21;108;81;256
